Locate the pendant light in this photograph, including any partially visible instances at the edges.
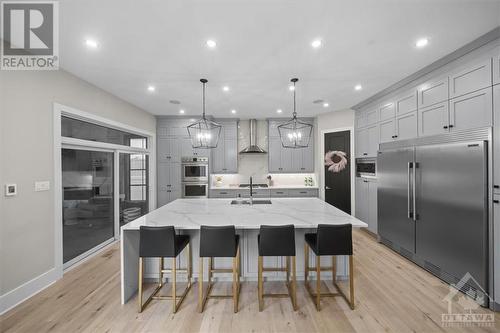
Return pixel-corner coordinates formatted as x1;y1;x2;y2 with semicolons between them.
187;79;222;149
278;78;313;148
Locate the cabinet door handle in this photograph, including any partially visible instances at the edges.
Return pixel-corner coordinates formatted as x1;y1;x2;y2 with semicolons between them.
363;180;368;183
301;168;305;170
494;185;500;189
299;191;307;194
167;184;171;187
363;153;368;156
494;200;499;204
449;124;454;128
220;192;228;194
443;125;448;129
276;191;284;194
394;135;398;138
325;186;331;190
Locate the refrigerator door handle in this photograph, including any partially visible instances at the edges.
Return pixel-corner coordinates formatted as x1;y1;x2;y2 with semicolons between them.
407;162;413;219
413;162;418;221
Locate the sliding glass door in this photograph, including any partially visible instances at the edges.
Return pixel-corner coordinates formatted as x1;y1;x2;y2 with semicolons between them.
119;153;149;227
62;148;115;265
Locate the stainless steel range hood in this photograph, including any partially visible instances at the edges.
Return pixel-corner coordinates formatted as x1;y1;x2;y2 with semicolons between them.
239;119;267;154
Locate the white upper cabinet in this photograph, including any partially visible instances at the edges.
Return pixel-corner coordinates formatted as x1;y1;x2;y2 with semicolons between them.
396;112;418;140
365;107;378;125
395;90;418;116
379;101;395;121
379;119;395;143
449;58;492;99
493;84;500;191
355;111;367;128
494;48;500;86
418;76;449;108
449;87;493;131
418;101;450;137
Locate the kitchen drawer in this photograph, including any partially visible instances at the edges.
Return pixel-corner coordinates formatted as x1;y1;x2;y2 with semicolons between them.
449;58;492;99
210;189;237;198
418;77;449;108
270;189;289;197
246;189;271;198
288;189;318;197
379;102;395;121
449;87;493;131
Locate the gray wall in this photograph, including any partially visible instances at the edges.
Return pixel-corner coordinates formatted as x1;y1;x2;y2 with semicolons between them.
0;69;155;297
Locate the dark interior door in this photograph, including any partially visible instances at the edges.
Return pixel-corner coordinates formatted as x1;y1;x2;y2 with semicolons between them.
324;131;351;214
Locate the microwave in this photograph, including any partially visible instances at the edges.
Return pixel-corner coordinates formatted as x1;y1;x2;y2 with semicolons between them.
182;182;208;198
356;158;376;177
181;157;209;182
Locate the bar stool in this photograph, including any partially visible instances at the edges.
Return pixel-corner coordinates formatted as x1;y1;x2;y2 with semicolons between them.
198;225;241;313
138;226;192;313
304;224;354;311
257;224;297;311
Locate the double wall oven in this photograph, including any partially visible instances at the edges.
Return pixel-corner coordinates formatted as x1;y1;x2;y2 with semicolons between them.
181;157;209;198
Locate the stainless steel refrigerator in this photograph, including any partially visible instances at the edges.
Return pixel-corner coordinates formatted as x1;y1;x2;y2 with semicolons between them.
378;140;489;305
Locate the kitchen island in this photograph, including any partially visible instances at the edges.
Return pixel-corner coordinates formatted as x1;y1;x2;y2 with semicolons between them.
121;198;367;303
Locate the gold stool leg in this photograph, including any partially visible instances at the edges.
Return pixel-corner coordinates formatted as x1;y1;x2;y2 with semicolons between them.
286;256;290;284
332;255;336;284
138;257;143;313
316;255;321;311
198;257;203;313
258;256;263;311
233;250;238;313
172;257;177;313
159;257;164;287
187;243;192;287
292;256;297;310
349;255;355;310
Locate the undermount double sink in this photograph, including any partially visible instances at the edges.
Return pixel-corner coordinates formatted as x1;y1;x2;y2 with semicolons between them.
230;199;272;205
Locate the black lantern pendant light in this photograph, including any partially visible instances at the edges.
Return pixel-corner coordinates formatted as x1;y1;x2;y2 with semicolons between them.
187;79;222;149
278;78;313;148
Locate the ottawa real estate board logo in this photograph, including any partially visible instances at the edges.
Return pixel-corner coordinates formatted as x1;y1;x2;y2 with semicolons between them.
1;1;59;70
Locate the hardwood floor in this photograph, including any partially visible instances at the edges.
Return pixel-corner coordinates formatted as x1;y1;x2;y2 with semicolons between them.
1;230;499;332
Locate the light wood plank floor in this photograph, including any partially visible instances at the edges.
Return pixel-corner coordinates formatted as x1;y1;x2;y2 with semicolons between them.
1;230;498;333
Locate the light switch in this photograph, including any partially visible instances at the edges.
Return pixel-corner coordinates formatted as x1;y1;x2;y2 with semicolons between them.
5;184;17;196
35;181;50;192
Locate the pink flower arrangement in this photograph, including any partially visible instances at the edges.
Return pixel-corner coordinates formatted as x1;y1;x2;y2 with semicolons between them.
324;151;348;173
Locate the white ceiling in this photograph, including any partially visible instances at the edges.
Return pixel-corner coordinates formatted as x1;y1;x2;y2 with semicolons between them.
59;0;500;119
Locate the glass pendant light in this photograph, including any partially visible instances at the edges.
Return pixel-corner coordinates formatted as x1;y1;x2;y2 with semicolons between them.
187;79;222;149
278;78;313;148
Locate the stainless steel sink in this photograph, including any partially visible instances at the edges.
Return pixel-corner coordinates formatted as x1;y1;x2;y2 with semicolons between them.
230;200;272;205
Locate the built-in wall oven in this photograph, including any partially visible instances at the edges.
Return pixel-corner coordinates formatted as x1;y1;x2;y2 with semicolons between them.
181;157;209;182
356;158;376;177
182;182;208;198
181;156;209;198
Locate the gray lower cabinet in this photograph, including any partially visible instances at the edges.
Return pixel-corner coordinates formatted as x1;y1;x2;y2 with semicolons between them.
268;119;314;173
210;188;318;198
494;84;500;192
355;178;377;234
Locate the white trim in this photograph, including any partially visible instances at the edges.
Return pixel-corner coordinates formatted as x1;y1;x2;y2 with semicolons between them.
55;103;155;137
0;268;59;315
63;238;116;270
61;137;150;154
319;127;355;214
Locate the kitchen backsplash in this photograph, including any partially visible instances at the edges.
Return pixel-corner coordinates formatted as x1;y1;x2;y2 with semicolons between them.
210;173;317;188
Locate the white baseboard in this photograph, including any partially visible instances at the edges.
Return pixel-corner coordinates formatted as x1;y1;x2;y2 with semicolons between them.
0;267;61;315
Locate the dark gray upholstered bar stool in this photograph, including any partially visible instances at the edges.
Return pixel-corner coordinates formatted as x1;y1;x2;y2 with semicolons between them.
198;225;241;313
304;224;354;311
257;224;297;311
138;226;192;313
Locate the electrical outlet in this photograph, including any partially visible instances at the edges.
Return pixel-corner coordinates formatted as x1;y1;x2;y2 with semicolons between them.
35;181;50;192
5;184;17;196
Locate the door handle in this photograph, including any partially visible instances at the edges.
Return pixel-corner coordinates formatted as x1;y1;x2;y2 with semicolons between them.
413;162;418;221
407;162;412;219
325;186;331;190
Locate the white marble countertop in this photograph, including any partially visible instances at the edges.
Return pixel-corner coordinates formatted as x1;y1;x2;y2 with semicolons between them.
210;185;319;190
122;198;366;230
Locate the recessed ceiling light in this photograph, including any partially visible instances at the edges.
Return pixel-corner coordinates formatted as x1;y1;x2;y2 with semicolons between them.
85;39;98;49
179;109;185;114
311;39;322;48
415;37;429;48
231;109;236;114
206;39;217;48
277;109;283;113
147;85;156;92
289;85;295;91
354;84;362;91
169;99;181;104
323;102;329;107
222;86;230;92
